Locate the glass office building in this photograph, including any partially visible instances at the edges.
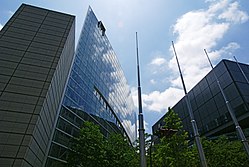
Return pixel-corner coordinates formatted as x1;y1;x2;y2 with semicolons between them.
0;4;136;167
153;59;249;140
45;7;136;166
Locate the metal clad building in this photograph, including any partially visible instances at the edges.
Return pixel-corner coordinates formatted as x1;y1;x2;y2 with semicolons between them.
0;4;75;167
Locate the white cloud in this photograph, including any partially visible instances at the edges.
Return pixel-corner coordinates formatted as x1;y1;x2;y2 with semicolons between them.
169;0;248;90
142;87;184;112
132;87;184;112
208;0;229;13
0;24;3;31
150;79;156;85
208;42;240;58
150;57;166;66
133;0;248;114
218;2;249;23
148;52;168;75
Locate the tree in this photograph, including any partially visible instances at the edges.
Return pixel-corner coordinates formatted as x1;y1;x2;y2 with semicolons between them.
200;136;249;167
152;108;198;167
67;121;107;167
105;133;139;167
67;121;139;167
152;107;249;167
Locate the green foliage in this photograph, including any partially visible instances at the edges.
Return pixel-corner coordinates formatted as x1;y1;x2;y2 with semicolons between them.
152;108;198;167
200;136;249;167
151;107;249;167
67;121;139;167
163;107;183;130
105;133;139;167
67;121;107;167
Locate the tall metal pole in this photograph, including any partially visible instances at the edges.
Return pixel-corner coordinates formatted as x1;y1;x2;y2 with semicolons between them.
233;56;249;85
204;49;249;158
172;41;208;167
136;32;147;167
150;141;152;167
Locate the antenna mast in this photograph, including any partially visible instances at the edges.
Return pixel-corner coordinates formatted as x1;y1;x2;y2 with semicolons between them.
172;41;208;167
136;32;147;167
233;56;249;85
204;49;249;158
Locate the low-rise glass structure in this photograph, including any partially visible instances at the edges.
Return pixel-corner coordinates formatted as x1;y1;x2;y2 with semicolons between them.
153;59;249;140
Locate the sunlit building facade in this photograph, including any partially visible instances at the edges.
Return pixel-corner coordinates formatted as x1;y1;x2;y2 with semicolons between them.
45;7;136;166
153;59;249;140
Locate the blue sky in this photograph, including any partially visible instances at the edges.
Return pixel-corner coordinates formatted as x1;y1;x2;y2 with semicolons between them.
1;0;249;134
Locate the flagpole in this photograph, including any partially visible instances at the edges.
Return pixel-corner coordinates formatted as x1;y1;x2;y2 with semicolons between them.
233;56;249;85
136;32;147;167
172;41;208;167
204;49;249;158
